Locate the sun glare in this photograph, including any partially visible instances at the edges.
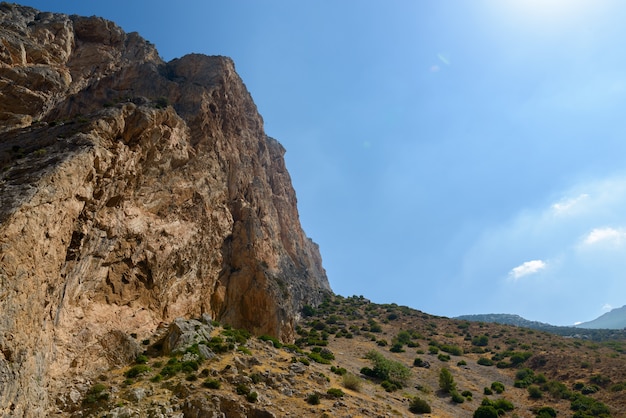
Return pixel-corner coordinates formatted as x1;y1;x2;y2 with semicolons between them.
488;0;608;30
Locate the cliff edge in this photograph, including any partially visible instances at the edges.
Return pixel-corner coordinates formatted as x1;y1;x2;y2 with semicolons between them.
0;3;329;416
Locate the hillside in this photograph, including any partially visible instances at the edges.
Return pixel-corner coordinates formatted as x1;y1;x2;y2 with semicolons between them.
3;3;626;417
69;295;626;417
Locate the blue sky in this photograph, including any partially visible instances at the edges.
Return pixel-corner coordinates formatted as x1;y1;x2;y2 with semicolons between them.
20;0;626;326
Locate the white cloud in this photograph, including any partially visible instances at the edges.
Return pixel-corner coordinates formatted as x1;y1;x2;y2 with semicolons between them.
509;260;546;280
582;227;626;246
459;172;626;324
602;303;613;312
551;193;589;214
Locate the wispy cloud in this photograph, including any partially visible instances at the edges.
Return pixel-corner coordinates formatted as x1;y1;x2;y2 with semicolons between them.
509;260;546;280
582;227;626;246
551;193;589;214
602;303;613;312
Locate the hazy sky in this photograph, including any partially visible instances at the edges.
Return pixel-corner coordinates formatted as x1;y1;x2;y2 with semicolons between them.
20;0;626;326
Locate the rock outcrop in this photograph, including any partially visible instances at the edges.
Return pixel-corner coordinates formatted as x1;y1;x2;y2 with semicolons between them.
0;3;330;416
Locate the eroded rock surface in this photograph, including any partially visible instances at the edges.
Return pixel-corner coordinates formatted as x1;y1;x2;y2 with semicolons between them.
0;3;329;416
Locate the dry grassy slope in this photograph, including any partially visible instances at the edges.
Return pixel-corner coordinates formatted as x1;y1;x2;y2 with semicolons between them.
73;295;626;417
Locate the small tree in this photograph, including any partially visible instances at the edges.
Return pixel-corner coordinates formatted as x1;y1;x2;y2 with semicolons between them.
439;367;456;394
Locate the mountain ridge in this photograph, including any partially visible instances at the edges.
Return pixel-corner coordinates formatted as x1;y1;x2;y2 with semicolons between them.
575;305;626;330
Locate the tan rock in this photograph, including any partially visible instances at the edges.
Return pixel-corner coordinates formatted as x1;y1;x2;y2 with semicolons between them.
0;4;329;416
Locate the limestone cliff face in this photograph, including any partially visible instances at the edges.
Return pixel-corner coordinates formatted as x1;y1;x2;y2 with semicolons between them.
0;3;330;416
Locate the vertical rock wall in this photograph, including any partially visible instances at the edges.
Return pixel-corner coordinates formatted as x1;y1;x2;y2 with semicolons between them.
0;4;330;415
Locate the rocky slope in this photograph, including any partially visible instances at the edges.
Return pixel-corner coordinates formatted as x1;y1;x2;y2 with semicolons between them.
0;3;329;416
56;295;626;417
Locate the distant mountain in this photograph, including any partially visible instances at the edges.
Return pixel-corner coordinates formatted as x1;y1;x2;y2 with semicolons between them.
575;305;626;329
455;313;557;330
454;313;626;339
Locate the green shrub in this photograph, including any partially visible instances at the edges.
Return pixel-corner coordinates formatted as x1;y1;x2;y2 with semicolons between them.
610;381;626;392
472;335;489;347
181;360;199;373
461;390;473;398
306;392;321;405
438;353;451;362
409;396;431;414
491;398;515;411
246;391;258;402
307;351;331;364
477;357;494;366
258;334;282;348
543;380;573;400
381;380;401;392
570;393;610;416
457;360;467;366
331;366;347;375
395;330;412;344
342;373;362;391
440;344;463;356
124;364;150;378
236;383;251;395
428;346;439;354
302;305;316;317
590;373;611;387
326;388;344;398
528;385;543;399
390;342;405;353
483;387;493;395
580;385;599;395
451;390;465;403
364;350;411;386
154;97;169;109
413;357;429;367
510;351;533;366
490;381;505;394
82;383;109;405
207;336;232;353
535;406;557;417
202;379;221;389
514;368;536;388
135;354;149;364
473;405;498;418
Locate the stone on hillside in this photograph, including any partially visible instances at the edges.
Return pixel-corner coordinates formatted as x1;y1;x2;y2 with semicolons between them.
162;318;213;355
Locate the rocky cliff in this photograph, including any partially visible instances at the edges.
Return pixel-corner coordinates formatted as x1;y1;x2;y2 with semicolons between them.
0;3;330;416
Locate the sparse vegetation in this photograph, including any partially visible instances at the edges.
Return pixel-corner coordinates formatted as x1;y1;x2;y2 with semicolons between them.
66;295;626;416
